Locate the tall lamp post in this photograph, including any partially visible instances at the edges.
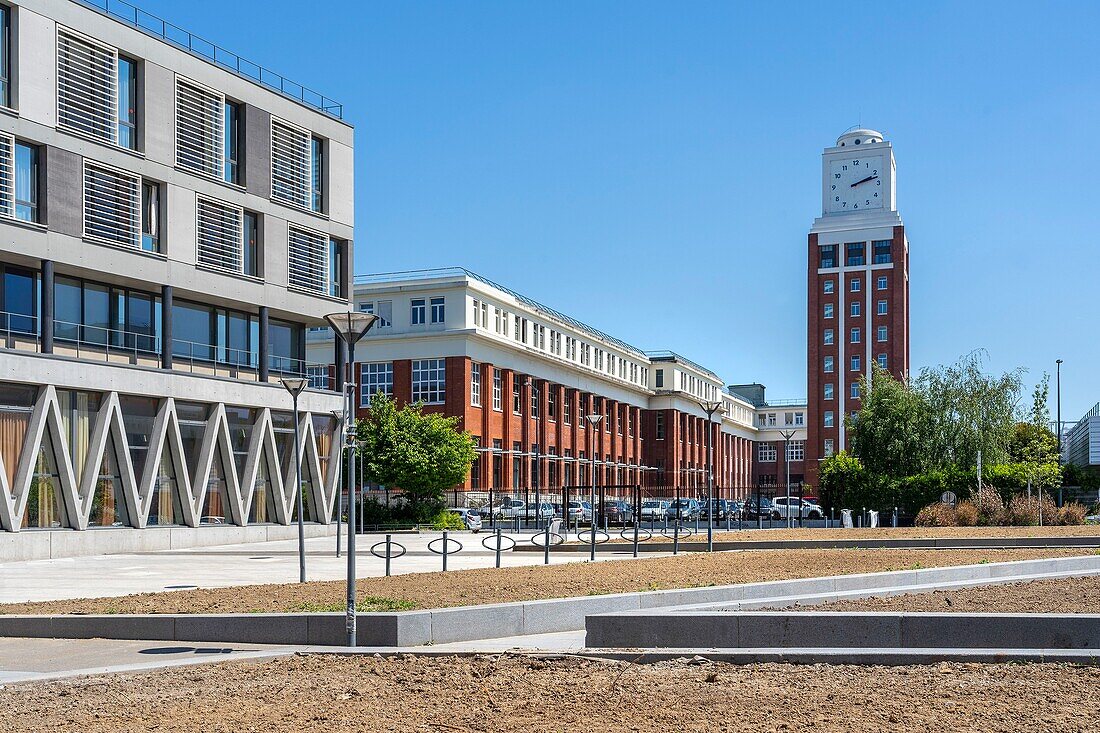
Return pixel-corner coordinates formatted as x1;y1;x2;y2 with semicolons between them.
1056;359;1063;504
325;311;379;648
280;377;309;583
585;413;604;562
779;429;796;529
698;400;722;552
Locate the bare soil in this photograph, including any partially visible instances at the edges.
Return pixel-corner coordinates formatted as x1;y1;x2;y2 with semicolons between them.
0;548;1084;615
796;574;1100;614
1;654;1098;732
607;524;1100;543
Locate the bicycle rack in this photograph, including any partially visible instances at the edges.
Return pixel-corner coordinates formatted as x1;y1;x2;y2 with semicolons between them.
621;527;653;542
427;534;464;571
576;528;611;545
529;531;566;547
369;537;407;576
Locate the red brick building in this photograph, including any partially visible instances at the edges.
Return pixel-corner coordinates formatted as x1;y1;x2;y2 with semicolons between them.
806;129;911;489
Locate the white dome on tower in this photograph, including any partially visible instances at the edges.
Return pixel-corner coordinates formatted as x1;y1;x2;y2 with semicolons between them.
836;128;884;147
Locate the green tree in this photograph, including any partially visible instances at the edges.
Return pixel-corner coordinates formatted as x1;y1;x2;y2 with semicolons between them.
849;365;931;476
356;393;476;519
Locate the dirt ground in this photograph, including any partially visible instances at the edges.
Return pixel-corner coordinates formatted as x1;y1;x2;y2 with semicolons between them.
0;548;1085;615
1;654;1098;733
795;574;1100;614
607;524;1100;543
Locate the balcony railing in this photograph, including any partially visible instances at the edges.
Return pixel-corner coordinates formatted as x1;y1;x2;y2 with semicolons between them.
76;0;344;119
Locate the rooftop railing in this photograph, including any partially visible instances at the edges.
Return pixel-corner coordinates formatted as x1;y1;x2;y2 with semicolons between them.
76;0;345;120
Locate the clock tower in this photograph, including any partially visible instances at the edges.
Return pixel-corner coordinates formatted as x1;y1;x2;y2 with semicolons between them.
806;128;910;489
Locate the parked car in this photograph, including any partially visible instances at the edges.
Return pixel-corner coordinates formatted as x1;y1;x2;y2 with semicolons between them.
551;503;564;518
740;497;774;519
522;501;556;520
772;497;824;520
567;500;593;523
667;498;700;521
640;500;670;521
492;499;526;519
700;499;732;521
599;500;635;525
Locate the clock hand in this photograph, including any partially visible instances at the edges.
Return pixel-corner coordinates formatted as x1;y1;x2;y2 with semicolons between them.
850;175;878;187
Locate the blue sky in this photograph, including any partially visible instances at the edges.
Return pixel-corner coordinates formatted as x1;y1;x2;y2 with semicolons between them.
140;0;1098;422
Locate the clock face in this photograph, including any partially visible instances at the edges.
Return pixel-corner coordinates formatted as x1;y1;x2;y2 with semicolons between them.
827;156;884;213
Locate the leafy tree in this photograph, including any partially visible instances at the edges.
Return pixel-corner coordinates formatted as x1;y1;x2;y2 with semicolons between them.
356;393;476;520
1008;422;1059;467
1028;372;1051;428
849;365;931;476
818;451;866;511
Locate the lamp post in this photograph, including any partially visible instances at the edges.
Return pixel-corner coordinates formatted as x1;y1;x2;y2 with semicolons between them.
325;311;379;648
1056;359;1063;462
779;429;796;529
585;412;604;561
698;400;722;552
280;377;309;583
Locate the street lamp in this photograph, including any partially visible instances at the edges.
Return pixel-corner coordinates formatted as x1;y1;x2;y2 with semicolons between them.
325;311;379;647
779;429;796;529
698;400;722;552
280;377;309;583
585;412;604;562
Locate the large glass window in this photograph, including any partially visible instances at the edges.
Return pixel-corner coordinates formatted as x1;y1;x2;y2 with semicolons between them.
54;277;160;353
470;364;481;407
819;244;837;269
430;297;445;324
1;265;36;335
141;181;161;253
82;281;110;345
873;239;892;264
360;362;393;406
0;6;9;108
14;142;39;223
0;384;37;497
244;212;259;277
846;242;865;266
411;298;426;325
492;369;502;411
172;300;215;362
117;56;138;150
311;136;324;213
757;442;777;462
329;239;343;298
269;319;302;374
224;101;240;184
412;358;445;404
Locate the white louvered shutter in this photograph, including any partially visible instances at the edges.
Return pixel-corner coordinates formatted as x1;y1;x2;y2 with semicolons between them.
196;196;244;273
0;133;13;219
83;160;141;248
57;28;118;145
287;225;328;293
270;117;311;209
175;77;224;179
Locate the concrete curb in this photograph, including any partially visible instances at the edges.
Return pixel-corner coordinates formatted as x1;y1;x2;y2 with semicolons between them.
3;554;1098;647
514;535;1100;553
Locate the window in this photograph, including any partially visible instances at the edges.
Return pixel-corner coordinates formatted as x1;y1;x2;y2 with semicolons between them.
0;137;40;223
512;383;521;415
117;56;137;150
196;195;256;275
820;244;837;268
824;303;834;319
823;280;834;294
877;325;888;342
492;369;502;411
850;301;861;317
767;413;776;427
851;327;861;343
785;412;794;426
1;264;35;334
824;329;834;345
360;362;393;406
494;308;502;333
430;297;445;324
531;384;540;417
877;276;888;290
758;442;777;462
411;299;426;325
0;5;9;107
243;212;259;277
411;359;445;403
470;364;481;407
83;160;141;249
548;389;557;421
492;439;503;487
287;224;329;293
224;101;240;184
787;440;805;461
823;356;834;373
513;315;522;342
57;29;122;145
873;239;892;264
851;382;860;399
877;300;888;316
851;278;861;292
795;412;804;426
655;411;665;440
307;365;328;390
877;353;888;369
329;239;344;298
175;77;224;179
851;355;861;371
824;411;834;428
140;180;160;252
846;242;865;266
311;136;325;213
376;301;392;328
824;439;835;458
616;408;622;435
270;117;312;209
268;318;302;374
563;393;573;423
824;383;834;400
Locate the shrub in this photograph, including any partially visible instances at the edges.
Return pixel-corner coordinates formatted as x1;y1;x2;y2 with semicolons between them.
953;501;979;526
1057;502;1088;526
429;508;465;531
1003;494;1039;526
970;485;1005;526
914;502;957;527
1037;494;1060;526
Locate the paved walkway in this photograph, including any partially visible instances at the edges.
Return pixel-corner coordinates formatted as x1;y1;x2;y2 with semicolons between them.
0;531;664;604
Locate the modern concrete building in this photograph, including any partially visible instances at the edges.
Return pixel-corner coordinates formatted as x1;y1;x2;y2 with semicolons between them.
1063;403;1100;469
306;268;804;500
806;128;911;488
0;0;351;544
